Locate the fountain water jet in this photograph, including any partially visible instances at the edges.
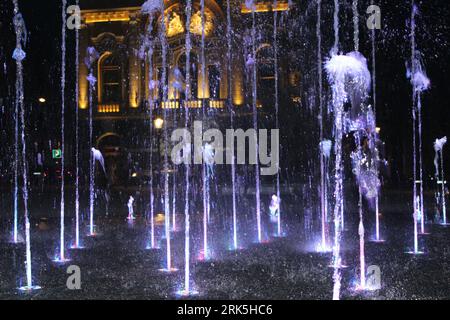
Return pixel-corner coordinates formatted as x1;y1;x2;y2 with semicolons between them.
55;0;70;263
158;0;176;272
434;137;448;225
316;0;327;252
369;0;384;243
85;46;99;237
141;2;159;249
11;0;24;245
12;0;40;291
176;0;198;295
408;2;431;242
325;51;372;300
332;0;339;55
317;140;332;252
352;0;359;52
71;0;83;250
249;2;263;244
227;0;239;251
198;0;212;261
273;0;282;238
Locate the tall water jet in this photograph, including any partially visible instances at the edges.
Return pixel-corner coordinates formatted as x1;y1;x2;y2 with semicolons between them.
178;0;197;295
56;0;69;263
85;46;99;236
246;0;262;243
350;112;380;290
330;0;345;231
434;137;447;225
316;0;330;252
408;2;430;242
11;2;21;245
332;0;339;54
369;0;383;242
148;48;156;248
227;0;238;250
141;0;159;250
318;140;332;252
352;0;359;52
273;0;282;237
158;0;175;272
72;0;82;249
325;51;371;300
198;0;212;260
172;157;177;231
12;0;40;291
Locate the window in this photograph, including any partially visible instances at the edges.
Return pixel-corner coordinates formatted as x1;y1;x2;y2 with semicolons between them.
99;52;121;104
257;45;275;107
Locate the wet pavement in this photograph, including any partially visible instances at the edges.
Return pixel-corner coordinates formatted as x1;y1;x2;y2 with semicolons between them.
0;190;449;300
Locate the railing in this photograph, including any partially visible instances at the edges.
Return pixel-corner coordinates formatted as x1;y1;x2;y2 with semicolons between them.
98;104;120;113
158;99;225;110
96;99;227;114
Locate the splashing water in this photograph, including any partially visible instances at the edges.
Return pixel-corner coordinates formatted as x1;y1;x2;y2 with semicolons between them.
88;147;106;235
91;148;106;174
141;0;163;15
127;196;136;220
269;195;281;225
325;51;371;300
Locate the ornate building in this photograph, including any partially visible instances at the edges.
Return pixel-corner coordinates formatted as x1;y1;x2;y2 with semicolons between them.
78;0;293;185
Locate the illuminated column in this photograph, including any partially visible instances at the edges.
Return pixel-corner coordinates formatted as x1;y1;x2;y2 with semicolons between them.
232;60;244;106
128;16;140;108
145;58;149;101
198;61;210;99
78;23;88;109
168;67;177;100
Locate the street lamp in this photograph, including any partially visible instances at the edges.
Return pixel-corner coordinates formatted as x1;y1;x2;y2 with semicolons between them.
38;97;46;103
154;117;164;130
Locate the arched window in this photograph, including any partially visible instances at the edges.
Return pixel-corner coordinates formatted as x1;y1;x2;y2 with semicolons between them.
257;45;275;107
98;52;122;104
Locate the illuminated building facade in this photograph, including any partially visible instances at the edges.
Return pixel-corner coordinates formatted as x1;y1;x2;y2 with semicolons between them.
78;0;295;185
